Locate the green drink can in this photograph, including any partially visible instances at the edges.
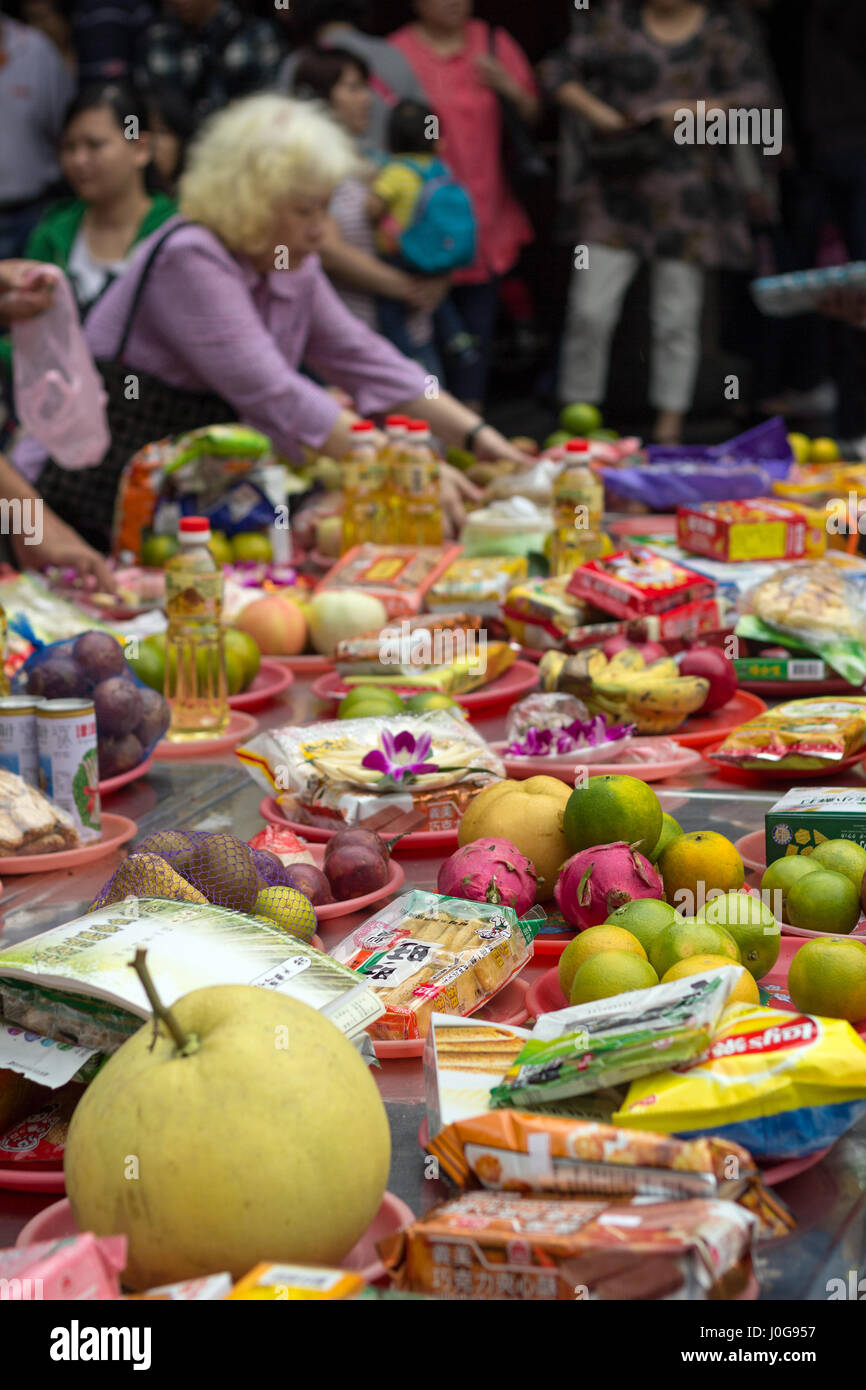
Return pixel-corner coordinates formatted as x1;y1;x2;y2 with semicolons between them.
36;698;102;841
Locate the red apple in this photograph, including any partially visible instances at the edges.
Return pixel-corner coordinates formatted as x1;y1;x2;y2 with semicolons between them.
678;645;738;711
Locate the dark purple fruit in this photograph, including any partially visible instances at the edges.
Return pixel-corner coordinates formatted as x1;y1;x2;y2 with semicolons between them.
133;686;170;748
93;676;143;736
324;844;389;900
97;732;143;779
27;656;88;700
285;862;334;905
72;630;126;683
323;826;390;864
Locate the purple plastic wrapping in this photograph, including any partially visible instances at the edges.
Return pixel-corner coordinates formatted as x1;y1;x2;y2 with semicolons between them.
602;418;793;511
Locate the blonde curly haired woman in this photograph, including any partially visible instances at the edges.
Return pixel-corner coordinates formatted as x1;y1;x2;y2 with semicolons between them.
28;93;528;549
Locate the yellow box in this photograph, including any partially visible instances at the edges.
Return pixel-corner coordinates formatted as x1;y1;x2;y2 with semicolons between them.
227;1263;365;1300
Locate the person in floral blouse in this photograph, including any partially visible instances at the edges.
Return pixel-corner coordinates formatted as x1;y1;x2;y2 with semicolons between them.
544;0;773;444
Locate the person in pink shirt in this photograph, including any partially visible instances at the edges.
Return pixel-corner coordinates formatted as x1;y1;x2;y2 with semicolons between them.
18;93;530;550
389;0;539;409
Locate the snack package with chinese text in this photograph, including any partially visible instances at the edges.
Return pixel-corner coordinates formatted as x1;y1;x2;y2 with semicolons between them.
735;562;866;684
378;1190;758;1300
615;1001;866;1159
712;697;866;773
490;968;738;1107
425;1111;793;1239
330;890;540;1040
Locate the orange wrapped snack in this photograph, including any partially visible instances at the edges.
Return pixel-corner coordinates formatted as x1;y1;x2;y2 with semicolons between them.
713;696;866;772
378;1191;758;1300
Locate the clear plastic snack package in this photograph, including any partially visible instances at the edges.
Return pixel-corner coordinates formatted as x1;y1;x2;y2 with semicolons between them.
330;890;542;1040
712;696;866;773
735;560;866;684
490;968;738;1107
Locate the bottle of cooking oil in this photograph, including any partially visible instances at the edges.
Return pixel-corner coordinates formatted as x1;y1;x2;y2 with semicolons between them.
550;438;605;576
341;420;389;552
164;516;229;740
382;413;408;532
395;419;442;546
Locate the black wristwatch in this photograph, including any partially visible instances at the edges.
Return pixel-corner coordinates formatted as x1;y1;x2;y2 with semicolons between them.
464;421;485;451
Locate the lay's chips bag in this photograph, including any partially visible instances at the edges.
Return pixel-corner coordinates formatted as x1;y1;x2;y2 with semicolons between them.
614;1002;866;1160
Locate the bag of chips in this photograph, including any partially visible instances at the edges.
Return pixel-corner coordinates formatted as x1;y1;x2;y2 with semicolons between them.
712;696;866;773
614;1000;866;1159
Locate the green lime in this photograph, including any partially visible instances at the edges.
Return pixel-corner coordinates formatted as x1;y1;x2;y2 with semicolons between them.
563;774;662;860
126;635;165;693
224;628;261;690
649;917;740;980
544;430;572;450
810;839;866;891
560;402;602;435
649;812;683;864
604;897;677;955
139;533;179;567
697;891;780;980
786;869;861;935
569;951;658;1005
404;691;459;713
760;855;820;920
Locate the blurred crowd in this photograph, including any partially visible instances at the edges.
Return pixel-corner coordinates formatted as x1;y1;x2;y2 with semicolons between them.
0;0;865;562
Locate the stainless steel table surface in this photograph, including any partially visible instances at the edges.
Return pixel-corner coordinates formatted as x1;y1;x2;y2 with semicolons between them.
1;675;864;1300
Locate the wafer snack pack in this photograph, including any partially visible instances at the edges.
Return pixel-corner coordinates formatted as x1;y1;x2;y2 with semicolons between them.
378;1190;758;1300
491;968;738;1107
712;697;866;772
615;1001;866;1159
330;891;541;1040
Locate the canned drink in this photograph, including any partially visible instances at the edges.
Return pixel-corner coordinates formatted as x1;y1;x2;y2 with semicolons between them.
0;696;39;785
36;698;101;840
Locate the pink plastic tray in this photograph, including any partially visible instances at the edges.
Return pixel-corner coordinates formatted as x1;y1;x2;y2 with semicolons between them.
270;652;335;678
304;843;405;922
0;812;137;875
736;832;866;939
491;738;704;785
98;756;153;796
153;710;258;759
0;1166;66;1193
372;978;531;1060
227;659;293;712
258;796;459;853
672;691;767;749
526;966;568;1018
311;659;540;717
15;1190;415;1285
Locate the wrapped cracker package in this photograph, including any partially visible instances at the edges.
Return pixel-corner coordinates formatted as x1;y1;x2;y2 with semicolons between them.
490;968;738;1107
712;696;866;773
425;1111;794;1238
378;1190;758;1300
735;561;866;684
330;890;541;1040
615;1000;866;1160
236;711;504;836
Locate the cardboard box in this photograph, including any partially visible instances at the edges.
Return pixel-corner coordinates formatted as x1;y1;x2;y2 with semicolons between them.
765;786;866;864
676;499;826;563
566;547;715;619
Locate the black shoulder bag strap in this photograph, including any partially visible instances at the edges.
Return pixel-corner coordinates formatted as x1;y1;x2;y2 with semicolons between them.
111;217;192;364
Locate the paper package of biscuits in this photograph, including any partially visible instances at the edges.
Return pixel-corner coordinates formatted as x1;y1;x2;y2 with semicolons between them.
377;1190;758;1300
330;891;541;1040
0;768;79;856
425;1111;794;1238
735;560;866;684
712;696;866;773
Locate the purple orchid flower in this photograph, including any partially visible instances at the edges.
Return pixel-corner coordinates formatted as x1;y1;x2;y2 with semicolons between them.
362;729;439;783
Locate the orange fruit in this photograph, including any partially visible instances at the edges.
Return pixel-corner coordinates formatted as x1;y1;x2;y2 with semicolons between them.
649;917;740;979
788;937;866;1022
558;925;647;999
661;954;759;1004
562;774;662;860
658;830;744;916
569;951;658;1005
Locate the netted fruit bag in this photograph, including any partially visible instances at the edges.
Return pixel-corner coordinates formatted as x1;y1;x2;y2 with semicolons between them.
90;829;318;942
12;629;171;781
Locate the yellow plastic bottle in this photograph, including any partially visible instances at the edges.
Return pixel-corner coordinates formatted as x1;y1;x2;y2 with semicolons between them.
550;438;605;576
164;516;229;740
395;419;442;547
341;420;389;552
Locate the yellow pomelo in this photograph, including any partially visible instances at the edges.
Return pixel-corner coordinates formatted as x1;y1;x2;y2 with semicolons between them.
661;954;759;1004
459;777;571;902
788;937;866;1023
569;951;658;1005
558;925;646;998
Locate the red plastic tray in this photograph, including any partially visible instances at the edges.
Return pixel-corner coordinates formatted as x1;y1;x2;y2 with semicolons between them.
0;812;137;875
268;652;335;678
703;740;866;783
672;690;767;748
310;659;540;717
227;659;293;712
303;843;405;922
258;796;459;853
491;738;704;785
152;709;258;759
98;756;153;796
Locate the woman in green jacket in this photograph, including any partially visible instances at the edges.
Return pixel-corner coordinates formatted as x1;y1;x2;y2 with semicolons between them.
26;81;176;316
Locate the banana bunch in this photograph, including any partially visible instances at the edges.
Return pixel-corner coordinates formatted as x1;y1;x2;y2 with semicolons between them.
539;647;709;735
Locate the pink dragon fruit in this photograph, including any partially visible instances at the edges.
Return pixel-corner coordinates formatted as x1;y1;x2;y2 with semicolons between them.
554;841;663;929
437;838;537;914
